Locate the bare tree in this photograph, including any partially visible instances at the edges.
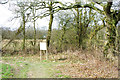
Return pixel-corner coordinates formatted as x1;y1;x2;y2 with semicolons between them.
57;0;120;57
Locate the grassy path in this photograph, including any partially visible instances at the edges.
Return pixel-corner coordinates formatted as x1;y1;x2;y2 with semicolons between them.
27;61;59;78
1;56;69;78
1;57;66;78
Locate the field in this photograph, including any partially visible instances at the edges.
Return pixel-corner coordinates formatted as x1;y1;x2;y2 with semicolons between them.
0;48;118;78
2;39;44;56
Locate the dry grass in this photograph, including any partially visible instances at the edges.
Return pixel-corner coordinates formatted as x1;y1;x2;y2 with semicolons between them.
2;39;43;55
55;50;118;78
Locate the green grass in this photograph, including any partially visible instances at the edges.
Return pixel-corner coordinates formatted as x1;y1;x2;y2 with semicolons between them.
1;56;70;78
57;74;71;78
27;61;62;78
1;57;29;78
0;64;13;78
56;70;61;73
14;63;29;78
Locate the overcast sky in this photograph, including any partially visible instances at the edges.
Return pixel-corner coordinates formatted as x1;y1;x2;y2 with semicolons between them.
0;0;92;31
0;0;119;31
0;2;59;30
0;4;13;28
0;0;76;31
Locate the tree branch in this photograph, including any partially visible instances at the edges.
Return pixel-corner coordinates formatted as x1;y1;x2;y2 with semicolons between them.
58;3;104;14
0;0;8;4
104;2;113;18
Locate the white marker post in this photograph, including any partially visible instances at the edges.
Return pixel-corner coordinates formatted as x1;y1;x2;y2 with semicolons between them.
40;40;48;61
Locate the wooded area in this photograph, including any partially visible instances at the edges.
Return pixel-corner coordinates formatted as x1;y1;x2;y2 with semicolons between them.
0;0;120;78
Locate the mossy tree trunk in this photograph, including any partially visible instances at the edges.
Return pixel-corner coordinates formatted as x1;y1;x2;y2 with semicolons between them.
75;8;91;49
103;2;118;57
46;1;54;50
59;18;70;52
33;6;36;54
103;21;116;57
118;25;120;54
22;10;26;52
76;8;81;48
59;26;66;52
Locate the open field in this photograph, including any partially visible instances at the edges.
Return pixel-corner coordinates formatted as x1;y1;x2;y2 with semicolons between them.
2;39;44;49
0;50;118;78
2;39;46;56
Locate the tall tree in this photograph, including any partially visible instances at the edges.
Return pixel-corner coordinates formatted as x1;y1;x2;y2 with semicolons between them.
31;2;37;54
18;2;30;51
117;22;120;54
46;1;54;49
103;1;119;57
73;7;92;48
21;6;26;51
56;11;71;52
58;0;120;57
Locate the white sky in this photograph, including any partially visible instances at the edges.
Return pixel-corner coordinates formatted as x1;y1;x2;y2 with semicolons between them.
0;0;76;30
0;2;58;30
0;4;13;27
1;0;119;31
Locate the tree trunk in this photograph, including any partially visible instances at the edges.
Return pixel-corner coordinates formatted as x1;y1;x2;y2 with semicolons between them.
59;27;65;52
118;25;120;54
103;19;116;57
103;2;117;57
46;1;53;49
22;13;26;52
33;20;36;54
33;6;36;54
76;8;83;48
75;8;89;49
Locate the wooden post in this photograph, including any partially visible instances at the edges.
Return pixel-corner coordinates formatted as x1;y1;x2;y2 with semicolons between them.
46;50;48;60
40;50;42;61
